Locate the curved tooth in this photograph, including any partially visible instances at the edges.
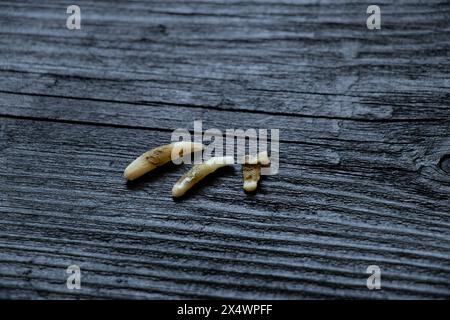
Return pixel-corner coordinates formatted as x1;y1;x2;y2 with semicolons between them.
243;151;270;192
172;156;234;198
124;142;204;181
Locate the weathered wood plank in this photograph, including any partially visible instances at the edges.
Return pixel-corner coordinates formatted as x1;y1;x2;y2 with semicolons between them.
2;118;450;298
1;91;450;191
0;0;449;119
0;0;449;299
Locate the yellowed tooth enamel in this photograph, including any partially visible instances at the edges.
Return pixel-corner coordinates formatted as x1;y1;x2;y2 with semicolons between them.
243;151;270;192
172;156;234;198
124;142;204;181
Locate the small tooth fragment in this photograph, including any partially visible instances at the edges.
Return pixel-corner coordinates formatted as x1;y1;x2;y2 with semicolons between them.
243;151;270;166
124;142;204;181
172;156;234;198
243;151;270;192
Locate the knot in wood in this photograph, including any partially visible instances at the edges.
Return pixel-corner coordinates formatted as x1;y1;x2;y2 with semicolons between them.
438;154;450;174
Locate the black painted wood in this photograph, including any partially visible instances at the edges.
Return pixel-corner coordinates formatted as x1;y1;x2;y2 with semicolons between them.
0;0;449;299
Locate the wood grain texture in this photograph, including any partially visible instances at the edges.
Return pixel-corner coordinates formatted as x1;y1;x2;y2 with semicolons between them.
0;0;449;299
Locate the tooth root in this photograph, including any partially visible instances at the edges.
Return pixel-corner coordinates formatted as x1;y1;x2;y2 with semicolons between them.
243;151;270;192
172;156;234;198
124;142;204;181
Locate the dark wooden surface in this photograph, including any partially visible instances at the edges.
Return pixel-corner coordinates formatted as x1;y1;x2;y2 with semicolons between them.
1;0;450;299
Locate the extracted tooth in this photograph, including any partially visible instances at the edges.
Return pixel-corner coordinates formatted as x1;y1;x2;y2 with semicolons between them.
124;142;204;181
243;151;270;192
172;156;234;198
